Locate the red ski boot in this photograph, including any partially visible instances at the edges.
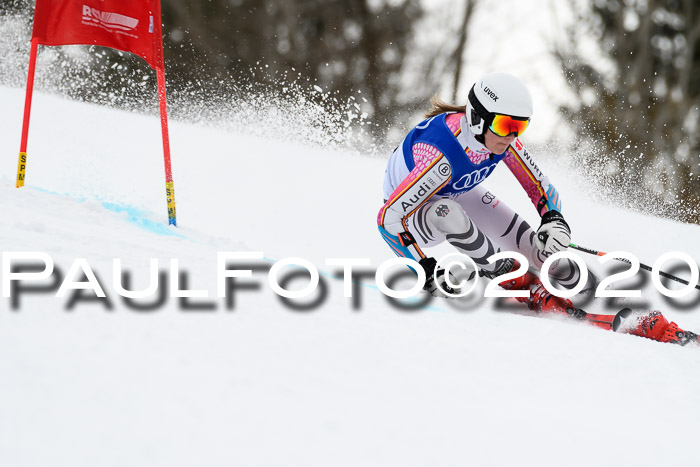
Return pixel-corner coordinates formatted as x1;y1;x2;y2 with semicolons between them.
497;260;579;316
615;308;700;346
494;260;620;330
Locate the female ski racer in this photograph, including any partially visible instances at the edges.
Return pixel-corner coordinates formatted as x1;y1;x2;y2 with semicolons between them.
376;72;698;346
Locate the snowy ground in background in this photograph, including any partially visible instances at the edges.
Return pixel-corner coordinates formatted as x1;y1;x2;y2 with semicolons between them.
2;86;700;467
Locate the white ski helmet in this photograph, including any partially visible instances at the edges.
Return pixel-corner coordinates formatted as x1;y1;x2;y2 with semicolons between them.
466;72;533;136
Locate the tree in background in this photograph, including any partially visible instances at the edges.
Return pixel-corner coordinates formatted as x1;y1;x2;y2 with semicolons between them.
1;0;479;141
160;0;463;137
555;0;700;224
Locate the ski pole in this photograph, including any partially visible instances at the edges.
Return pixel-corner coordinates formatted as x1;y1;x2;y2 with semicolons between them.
569;242;700;291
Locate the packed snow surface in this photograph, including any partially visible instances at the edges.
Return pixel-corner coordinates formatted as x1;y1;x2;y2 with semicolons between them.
1;86;700;467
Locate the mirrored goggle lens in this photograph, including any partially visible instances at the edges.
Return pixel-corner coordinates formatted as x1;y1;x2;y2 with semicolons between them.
490;114;530;137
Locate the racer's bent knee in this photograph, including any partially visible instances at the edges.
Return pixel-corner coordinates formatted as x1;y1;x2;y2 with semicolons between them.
425;199;470;235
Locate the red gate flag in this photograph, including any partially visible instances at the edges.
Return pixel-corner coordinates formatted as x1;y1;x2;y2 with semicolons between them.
32;0;163;69
18;0;177;226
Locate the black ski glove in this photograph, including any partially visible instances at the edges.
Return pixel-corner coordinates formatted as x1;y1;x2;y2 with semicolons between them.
419;257;461;297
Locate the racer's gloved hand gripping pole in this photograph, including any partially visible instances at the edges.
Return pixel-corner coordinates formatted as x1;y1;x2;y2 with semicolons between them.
535;210;571;255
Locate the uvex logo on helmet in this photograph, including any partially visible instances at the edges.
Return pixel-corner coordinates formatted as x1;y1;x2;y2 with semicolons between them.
483;86;499;102
466;73;533;137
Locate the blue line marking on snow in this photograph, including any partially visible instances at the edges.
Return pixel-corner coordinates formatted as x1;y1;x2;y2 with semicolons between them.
26;187;442;309
101;202;185;238
29;186;184;238
258;256;444;312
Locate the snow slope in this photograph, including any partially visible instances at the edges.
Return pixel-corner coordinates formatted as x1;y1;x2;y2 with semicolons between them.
2;86;700;467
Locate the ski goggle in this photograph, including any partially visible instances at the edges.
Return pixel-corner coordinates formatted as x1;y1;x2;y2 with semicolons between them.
489;114;530;137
